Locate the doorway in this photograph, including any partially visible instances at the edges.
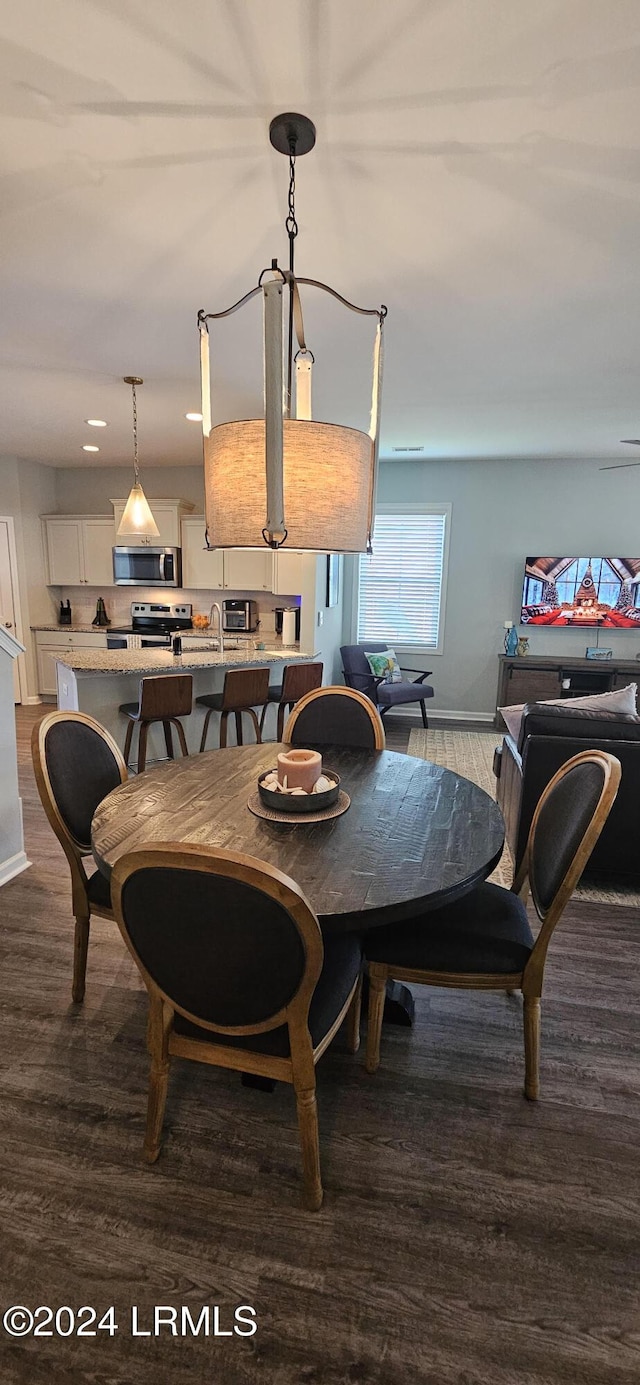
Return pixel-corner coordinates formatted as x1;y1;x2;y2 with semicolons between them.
0;517;25;704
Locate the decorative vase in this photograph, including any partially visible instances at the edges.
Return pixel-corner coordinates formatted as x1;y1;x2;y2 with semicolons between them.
504;625;519;656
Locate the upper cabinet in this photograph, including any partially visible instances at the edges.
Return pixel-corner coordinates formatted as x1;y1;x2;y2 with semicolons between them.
181;519;273;591
181;517;224;589
111;498;193;547
272;548;304;596
222;548;273;592
43;517;115;586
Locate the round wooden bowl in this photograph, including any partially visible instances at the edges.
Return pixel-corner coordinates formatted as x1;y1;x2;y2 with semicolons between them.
257;768;340;814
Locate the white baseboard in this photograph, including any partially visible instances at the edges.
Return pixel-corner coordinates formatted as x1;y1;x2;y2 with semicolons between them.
389;707;495;724
0;851;31;887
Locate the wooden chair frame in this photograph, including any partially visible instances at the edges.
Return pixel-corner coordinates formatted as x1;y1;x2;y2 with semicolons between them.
198;667;270;752
258;662;324;741
31;710;128;1003
366;750;621;1099
111;843;363;1210
122;674;192;773
283;685;386;750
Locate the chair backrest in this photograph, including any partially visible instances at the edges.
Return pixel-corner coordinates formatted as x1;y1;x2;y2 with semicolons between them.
341;644;387;697
32;710;127;855
280;661;324;704
111;844;324;1037
525;749;621;918
139;674;193;720
221;666;270;711
283;686;386;750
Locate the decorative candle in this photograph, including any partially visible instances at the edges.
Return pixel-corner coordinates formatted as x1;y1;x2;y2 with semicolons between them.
277;748;322;792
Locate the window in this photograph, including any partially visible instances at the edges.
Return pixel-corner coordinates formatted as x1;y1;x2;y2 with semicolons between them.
356;505;450;651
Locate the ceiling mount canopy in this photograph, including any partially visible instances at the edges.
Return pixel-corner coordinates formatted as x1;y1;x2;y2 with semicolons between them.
116;377;160;540
198;112;387;554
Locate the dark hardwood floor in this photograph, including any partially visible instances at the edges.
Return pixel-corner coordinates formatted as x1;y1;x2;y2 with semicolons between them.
0;706;638;1384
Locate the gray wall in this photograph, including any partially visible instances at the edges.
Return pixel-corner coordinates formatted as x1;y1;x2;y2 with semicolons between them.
54;465;204;514
345;457;640;717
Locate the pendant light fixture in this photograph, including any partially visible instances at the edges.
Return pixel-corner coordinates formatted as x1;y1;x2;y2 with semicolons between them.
116;376;160;541
199;113;387;554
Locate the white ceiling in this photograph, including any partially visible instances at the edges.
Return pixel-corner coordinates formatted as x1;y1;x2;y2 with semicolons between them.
2;0;640;468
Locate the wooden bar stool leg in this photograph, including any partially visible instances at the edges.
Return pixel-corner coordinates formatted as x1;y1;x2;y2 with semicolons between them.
219;711;229;749
277;702;285;741
163;721;174;759
123;718;134;767
171;718;189;758
259;701;269;735
137;721;149;774
246;708;262;743
235;710;243;746
199;708;213;753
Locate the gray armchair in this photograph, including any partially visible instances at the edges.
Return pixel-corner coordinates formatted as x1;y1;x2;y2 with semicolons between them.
340;643;434;726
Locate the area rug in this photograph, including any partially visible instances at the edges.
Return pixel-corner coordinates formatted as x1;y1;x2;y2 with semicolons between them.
407;726;640;907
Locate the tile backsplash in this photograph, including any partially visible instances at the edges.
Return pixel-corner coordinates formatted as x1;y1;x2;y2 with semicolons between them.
56;588;301;633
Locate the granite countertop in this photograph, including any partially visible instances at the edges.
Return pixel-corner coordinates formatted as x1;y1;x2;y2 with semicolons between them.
32;624;111;633
53;647;316;675
31;625;269;640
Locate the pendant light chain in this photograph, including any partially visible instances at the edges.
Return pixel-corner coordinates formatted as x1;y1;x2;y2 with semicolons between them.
131;379;140;483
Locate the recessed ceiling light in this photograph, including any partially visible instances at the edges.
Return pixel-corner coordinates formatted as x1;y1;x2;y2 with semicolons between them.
82;444;100;452
85;418;108;427
185;411;203;422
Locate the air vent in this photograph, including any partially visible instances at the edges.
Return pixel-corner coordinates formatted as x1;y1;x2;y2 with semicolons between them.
392;445;424;454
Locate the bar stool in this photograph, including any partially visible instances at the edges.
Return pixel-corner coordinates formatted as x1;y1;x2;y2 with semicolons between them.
120;674;193;774
197;667;270;752
259;662;324;741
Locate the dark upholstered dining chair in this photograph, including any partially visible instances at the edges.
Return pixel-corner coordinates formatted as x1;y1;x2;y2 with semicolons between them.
365;750;621;1098
31;711;127;1003
341;643;434;726
283;686;385;750
111;844;363;1210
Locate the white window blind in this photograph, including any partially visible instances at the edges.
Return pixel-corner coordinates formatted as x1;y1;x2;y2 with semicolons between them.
357;509;448;648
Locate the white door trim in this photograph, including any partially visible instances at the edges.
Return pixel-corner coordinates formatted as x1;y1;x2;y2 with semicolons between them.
0;515;27;705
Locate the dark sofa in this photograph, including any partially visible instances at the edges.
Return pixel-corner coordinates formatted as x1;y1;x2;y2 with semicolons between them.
494;702;640;882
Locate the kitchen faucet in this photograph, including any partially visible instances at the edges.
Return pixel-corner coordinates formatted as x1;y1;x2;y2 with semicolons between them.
208;602;224;654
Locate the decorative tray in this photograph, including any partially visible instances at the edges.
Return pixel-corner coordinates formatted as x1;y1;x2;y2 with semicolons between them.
257;767;340;814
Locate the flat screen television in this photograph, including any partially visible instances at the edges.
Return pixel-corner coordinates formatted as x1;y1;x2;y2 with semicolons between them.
521;557;640;628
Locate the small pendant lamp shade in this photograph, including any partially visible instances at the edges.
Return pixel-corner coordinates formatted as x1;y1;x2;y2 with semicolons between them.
116;376;160;540
117;482;160;539
204;418;374;552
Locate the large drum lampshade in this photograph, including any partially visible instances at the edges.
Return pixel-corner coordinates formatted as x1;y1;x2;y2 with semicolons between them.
204;418;375;552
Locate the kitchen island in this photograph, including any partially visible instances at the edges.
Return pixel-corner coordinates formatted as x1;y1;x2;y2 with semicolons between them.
54;644;319;759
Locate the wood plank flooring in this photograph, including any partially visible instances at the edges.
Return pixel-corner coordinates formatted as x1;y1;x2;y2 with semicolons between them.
0;706;638;1384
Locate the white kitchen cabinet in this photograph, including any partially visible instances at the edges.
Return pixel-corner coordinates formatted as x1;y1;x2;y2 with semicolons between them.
272;548;304;596
181;518;225;590
35;630;108;695
223;548;273;592
43;516;115;585
80;518;115;585
111;498;192;547
44;519;84;585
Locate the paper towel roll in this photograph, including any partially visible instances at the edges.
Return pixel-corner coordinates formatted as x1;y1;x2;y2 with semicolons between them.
282;608;297;645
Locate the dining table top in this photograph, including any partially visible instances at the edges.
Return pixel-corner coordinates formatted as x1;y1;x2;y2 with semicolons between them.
91;743;505;934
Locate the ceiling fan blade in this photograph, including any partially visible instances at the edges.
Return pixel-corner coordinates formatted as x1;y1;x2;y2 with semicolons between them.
620;438;640;445
600;461;640;470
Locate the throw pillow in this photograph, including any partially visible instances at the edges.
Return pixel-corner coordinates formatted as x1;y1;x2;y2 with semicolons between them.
365;648;403;683
499;682;637;742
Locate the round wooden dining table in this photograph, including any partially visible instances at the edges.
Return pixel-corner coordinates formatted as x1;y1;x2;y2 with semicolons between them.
91;743;505;936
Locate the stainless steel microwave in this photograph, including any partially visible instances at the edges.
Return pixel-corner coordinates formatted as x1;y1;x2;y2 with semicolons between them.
113;546;182;587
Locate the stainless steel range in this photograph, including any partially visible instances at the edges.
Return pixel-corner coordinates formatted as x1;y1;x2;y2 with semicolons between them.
106;602;192;650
